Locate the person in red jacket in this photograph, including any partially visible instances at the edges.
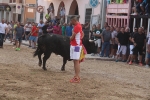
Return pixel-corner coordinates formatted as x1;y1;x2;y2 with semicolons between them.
29;22;38;49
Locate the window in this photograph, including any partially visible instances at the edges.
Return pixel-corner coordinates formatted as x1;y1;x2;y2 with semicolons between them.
28;8;33;12
40;13;43;20
19;0;22;3
13;0;16;2
9;0;12;3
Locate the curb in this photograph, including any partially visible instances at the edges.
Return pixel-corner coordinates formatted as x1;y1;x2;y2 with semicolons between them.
85;58;115;61
22;43;29;46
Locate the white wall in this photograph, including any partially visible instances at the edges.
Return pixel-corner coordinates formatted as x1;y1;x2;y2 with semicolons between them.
1;0;9;3
36;0;102;24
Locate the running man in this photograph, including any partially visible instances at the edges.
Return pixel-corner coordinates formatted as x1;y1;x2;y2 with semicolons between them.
0;19;8;48
15;23;25;51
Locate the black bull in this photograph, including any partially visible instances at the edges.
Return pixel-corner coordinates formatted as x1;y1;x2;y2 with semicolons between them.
33;34;96;71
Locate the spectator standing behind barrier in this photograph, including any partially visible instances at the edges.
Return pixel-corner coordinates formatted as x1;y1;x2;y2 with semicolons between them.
100;26;112;57
102;22;108;32
93;24;102;55
29;23;38;49
24;22;32;41
53;23;61;35
47;22;53;34
37;20;44;37
145;35;150;68
66;22;73;37
89;24;97;56
129;27;146;66
116;27;130;62
0;19;8;48
61;23;66;36
15;23;25;51
42;22;49;35
110;27;119;58
127;27;138;63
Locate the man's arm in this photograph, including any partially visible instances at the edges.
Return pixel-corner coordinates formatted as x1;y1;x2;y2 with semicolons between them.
89;31;91;39
143;39;146;49
132;37;137;46
22;28;25;37
5;24;8;34
70;32;76;41
132;34;137;46
84;22;89;29
81;31;84;39
101;32;104;43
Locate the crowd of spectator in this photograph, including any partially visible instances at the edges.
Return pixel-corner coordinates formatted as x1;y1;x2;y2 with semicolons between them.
131;0;150;15
0;17;81;50
89;22;150;68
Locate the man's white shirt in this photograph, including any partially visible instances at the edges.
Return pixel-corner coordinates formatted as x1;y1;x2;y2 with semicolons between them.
0;23;8;34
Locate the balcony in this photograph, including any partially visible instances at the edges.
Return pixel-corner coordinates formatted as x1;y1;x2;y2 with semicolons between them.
9;0;23;6
107;3;130;14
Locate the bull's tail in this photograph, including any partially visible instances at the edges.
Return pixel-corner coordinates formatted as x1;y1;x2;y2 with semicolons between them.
33;34;47;57
33;48;39;57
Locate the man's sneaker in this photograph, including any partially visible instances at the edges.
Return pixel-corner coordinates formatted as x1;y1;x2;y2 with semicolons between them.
91;53;95;56
145;65;150;68
122;60;126;62
139;62;143;66
16;48;18;51
100;55;103;57
28;45;31;48
129;61;132;65
115;60;118;62
112;55;115;59
18;48;20;51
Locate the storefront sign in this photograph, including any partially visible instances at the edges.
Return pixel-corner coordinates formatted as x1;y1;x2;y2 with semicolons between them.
29;4;36;7
89;0;99;8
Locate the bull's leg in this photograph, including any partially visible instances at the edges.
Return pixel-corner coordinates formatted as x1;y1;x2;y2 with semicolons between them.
38;51;43;67
43;52;51;70
61;58;67;71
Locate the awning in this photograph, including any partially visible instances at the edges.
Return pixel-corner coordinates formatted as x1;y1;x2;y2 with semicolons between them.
0;3;11;11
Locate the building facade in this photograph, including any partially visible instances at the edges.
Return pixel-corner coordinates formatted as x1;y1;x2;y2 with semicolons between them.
0;0;37;24
0;0;11;22
23;0;37;23
36;0;106;24
36;0;105;37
